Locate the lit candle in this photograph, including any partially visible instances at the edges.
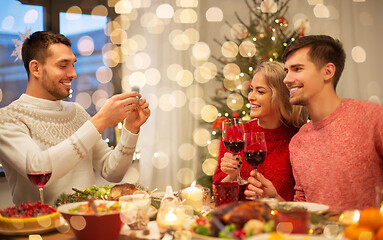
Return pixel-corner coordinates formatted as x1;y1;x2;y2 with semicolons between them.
181;181;203;211
157;208;183;233
339;210;360;225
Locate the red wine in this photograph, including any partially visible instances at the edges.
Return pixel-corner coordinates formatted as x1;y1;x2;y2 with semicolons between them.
27;171;52;188
238;183;249;201
223;141;244;154
213;182;239;206
244;151;266;169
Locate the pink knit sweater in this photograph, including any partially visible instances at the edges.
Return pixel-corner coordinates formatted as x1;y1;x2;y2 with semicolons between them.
290;99;383;211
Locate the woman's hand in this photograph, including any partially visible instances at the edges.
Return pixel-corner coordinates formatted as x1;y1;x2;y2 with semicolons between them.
220;152;242;182
245;170;284;201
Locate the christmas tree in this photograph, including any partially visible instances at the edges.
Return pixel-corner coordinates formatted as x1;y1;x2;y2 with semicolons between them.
198;0;305;188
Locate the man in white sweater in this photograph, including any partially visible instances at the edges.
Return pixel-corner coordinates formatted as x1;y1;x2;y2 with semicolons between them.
0;31;150;205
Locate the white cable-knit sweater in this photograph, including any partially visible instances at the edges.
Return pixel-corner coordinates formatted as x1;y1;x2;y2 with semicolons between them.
0;94;138;205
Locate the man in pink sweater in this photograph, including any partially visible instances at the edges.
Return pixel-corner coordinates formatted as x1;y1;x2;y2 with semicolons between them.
246;35;383;211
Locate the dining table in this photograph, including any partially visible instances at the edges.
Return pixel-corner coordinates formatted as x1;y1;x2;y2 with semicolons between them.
0;222;162;240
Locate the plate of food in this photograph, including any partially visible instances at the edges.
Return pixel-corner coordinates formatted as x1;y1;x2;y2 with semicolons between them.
0;201;64;236
277;202;329;214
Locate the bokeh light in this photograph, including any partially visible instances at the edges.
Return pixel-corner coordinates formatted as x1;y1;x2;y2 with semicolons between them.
2;16;14;30
145;68;161;86
223;63;241;80
152;152;169;169
208;139;220;157
177;168;195;185
92;5;108;17
193;128;211;147
133;52;151;69
174;9;198;24
221;41;238;58
156;4;174;19
202;158;218;176
110;28;128;45
206;7;223;22
172;90;187;108
69;216;86;231
260;0;277;13
178;143;196;161
115;0;133;14
177;0;198;8
176;69;193;87
192;42;210;60
167;64;183;81
351;46;366;63
129;72;147;88
313;4;330;18
186;84;204;100
293;13;311;33
158;94;176;111
66;6;82;20
227;93;244;111
75;92;92;110
307;0;323;4
24;9;38;23
230;23;247;39
201;105;218;122
189;98;206;116
184;28;200;44
92;90;109;109
239;40;256;57
96;66;113;83
77;36;94;56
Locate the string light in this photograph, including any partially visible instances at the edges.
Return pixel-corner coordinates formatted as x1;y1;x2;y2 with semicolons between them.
252;37;257;41
249;67;253;71
212;131;216;135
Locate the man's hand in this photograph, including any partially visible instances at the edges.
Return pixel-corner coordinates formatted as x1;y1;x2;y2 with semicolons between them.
245;170;284;201
123;96;150;134
90;92;141;133
220;152;242;182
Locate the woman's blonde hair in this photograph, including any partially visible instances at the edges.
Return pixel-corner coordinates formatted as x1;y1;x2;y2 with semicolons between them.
253;61;308;128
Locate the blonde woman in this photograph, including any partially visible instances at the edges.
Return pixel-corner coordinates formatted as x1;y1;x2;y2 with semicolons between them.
213;61;308;201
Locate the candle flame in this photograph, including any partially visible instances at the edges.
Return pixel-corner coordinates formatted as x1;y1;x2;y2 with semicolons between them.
353;210;360;222
118;122;123;129
165;210;177;222
190;181;196;188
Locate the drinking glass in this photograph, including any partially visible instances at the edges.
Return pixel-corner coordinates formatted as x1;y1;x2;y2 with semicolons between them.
243;132;267;171
243;132;267;200
26;151;52;204
213;182;239;206
222;118;246;184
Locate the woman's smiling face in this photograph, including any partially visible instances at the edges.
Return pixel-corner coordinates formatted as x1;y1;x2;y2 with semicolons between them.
248;71;280;122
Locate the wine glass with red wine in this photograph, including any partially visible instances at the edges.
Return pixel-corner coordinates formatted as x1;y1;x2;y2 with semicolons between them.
222;118;246;184
26;151;52;204
243;132;267;171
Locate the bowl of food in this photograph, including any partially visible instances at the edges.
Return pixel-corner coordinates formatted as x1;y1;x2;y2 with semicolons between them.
58;200;124;240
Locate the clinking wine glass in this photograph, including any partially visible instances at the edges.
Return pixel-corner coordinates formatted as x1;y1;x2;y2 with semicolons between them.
243;132;267;171
243;132;267;199
222;118;246;184
26;151;52;204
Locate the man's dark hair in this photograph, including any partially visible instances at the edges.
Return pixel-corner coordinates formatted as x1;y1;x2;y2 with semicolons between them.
282;35;346;89
22;31;72;78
